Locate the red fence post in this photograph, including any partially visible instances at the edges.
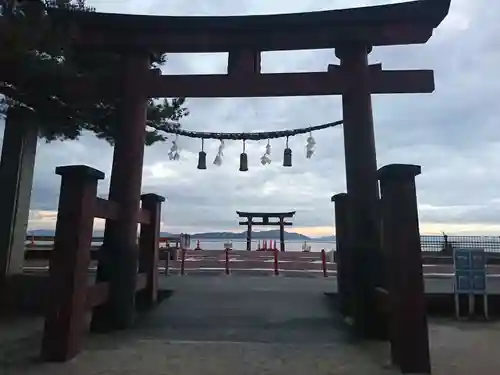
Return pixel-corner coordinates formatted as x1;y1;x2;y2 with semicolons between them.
274;249;279;276
225;249;230;275
137;193;165;309
180;249;186;276
321;249;328;277
41;165;104;362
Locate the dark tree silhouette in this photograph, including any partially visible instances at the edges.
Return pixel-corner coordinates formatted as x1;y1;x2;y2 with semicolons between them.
0;0;188;145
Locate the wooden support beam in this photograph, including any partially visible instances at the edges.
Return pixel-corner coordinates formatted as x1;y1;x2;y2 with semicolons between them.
239;221;293;226
2;68;434;103
148;70;434;98
228;49;261;75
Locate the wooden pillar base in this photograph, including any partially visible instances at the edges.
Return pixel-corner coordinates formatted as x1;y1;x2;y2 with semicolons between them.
91;243;139;332
379;164;430;374
351;250;388;340
331;193;352;317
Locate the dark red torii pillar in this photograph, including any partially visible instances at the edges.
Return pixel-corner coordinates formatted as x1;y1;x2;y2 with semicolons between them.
334;45;387;339
91;54;151;331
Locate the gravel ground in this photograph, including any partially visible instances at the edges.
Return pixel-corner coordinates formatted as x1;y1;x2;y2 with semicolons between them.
2;276;500;374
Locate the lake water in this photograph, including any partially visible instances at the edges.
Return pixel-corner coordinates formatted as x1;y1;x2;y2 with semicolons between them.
189;239;334;252
187;236;500;253
29;235;500;253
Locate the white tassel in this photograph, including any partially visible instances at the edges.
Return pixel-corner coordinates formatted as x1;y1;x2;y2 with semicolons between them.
265;140;272;155
305;133;316;159
213;140;225;166
213;154;222;166
168;137;181;161
260;154;271;165
260;139;272;165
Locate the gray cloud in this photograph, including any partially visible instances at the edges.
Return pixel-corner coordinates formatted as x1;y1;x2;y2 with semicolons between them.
3;0;500;235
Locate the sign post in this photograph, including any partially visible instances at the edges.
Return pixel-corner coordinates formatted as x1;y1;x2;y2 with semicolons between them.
453;248;488;319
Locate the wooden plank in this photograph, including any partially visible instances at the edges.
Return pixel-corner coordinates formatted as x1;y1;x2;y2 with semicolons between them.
148;70;434;98
85;282;110;309
93;198;119;220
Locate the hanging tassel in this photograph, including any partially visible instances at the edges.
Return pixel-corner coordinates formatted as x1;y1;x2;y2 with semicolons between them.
261;139;272;165
213;139;224;166
197;139;207;170
283;136;292;167
260;154;271;165
240;140;248;172
306;131;316;159
168;135;180;161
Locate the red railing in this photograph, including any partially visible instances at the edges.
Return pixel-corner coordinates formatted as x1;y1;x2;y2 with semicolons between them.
40;165;164;362
172;248;331;276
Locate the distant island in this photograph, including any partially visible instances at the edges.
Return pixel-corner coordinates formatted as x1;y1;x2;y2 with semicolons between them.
314;235;336;241
187;230;310;240
27;229;335;241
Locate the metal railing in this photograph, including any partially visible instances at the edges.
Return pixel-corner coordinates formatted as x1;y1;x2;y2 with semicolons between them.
420;235;500;253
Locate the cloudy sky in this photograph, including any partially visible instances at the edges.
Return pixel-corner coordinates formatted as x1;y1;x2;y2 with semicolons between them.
2;0;500;237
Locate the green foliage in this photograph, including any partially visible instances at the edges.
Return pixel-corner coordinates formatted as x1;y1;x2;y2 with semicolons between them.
0;0;189;145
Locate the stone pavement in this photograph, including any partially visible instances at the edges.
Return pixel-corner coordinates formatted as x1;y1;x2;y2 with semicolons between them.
2;276;500;374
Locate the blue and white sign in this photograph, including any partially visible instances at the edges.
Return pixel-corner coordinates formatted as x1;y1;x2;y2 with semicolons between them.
453;248;489;319
453;248;487;294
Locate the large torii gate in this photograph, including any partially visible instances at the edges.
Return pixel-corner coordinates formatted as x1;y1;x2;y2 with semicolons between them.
237;211;295;252
0;0;451;337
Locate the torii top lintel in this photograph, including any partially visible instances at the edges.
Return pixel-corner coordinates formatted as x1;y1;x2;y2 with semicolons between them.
237;211;296;219
52;0;451;53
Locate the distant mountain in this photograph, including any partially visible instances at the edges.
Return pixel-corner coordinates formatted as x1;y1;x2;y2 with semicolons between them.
191;230;310;240
27;229;56;236
314;235;336;241
27;229;310;240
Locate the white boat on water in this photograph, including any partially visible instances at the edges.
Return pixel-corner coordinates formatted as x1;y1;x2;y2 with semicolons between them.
302;241;311;252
